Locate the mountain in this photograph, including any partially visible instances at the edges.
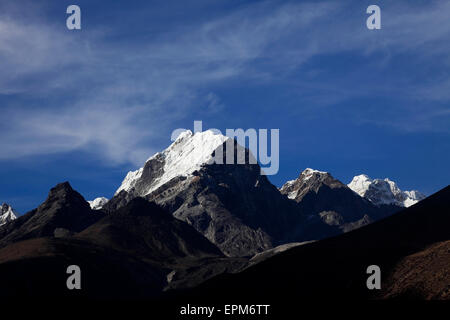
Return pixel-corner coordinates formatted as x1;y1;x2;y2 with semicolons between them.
348;174;426;207
280;168;401;233
107;130;319;257
186;185;450;305
0;203;18;226
0;185;230;298
0;182;103;248
88;197;109;210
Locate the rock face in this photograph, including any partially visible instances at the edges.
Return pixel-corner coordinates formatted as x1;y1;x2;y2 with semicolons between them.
0;182;103;248
348;174;426;207
88;197;109;210
107;131;317;257
0;203;18;226
280;169;401;233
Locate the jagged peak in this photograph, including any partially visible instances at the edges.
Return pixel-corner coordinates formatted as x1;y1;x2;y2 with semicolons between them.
280;168;344;201
300;168;329;179
303;168;328;175
88;197;109;210
49;181;74;194
40;181;90;212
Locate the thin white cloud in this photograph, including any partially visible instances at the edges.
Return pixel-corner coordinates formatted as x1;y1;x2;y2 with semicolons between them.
0;0;449;164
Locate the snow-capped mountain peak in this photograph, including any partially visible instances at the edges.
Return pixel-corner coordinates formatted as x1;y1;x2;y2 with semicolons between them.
1;203;18;226
301;168;328;181
348;174;425;207
280;168;337;201
88;197;109;210
116;130;230;196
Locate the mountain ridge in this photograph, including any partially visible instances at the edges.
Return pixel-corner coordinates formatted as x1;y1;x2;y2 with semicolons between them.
184;185;450;302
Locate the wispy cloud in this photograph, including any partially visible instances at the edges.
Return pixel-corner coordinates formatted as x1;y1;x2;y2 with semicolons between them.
0;0;449;165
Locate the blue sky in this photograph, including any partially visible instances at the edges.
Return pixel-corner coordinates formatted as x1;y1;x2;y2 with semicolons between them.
1;0;449;213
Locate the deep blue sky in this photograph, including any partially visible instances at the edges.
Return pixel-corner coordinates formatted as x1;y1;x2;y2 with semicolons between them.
1;0;449;213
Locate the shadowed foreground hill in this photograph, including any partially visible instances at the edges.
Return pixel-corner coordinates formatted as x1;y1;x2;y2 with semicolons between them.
0;237;167;299
181;185;450;302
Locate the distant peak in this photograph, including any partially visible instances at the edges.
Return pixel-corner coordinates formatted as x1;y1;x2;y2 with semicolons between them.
298;168;330;182
42;181;89;210
302;168;328;175
280;168;343;201
88;197;109;210
174;130;193;142
116;129;230;196
50;182;74;193
348;174;425;207
0;202;18;226
351;174;371;180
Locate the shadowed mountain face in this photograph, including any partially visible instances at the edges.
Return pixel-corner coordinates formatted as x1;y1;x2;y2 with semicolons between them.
78;198;223;263
184;185;450;302
0;182;103;248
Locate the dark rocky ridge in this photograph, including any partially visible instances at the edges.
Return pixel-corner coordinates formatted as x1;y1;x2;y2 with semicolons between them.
0;182;103;248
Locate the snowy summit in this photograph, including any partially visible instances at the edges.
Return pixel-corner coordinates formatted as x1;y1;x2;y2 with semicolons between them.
88;197;109;210
116;130;230;197
348;174;425;207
